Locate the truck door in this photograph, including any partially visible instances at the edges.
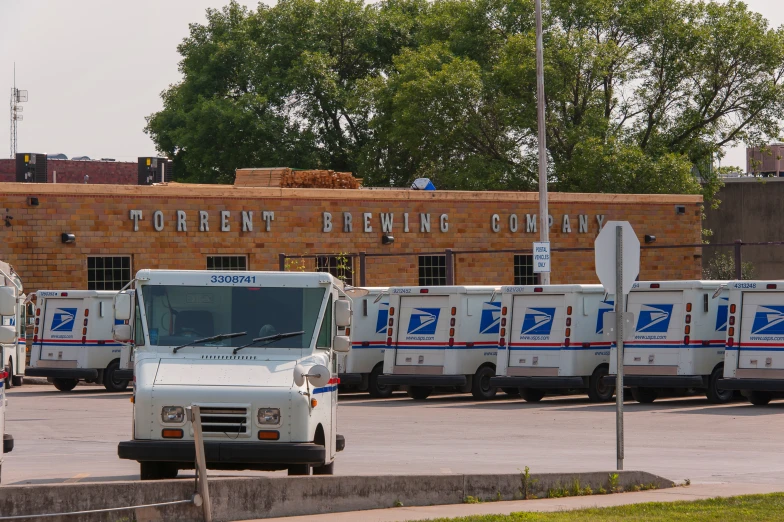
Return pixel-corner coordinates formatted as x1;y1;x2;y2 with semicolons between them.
507;294;565;370
738;292;784;371
625;291;683;369
39;298;84;366
395;296;450;368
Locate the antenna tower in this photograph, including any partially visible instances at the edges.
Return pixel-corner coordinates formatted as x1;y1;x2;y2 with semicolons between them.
9;64;28;158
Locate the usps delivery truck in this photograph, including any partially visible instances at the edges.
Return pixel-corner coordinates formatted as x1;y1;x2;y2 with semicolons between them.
489;284;614;402
116;270;352;479
27;290;130;392
608;281;731;404
377;286;501;400
719;281;784;405
0;261;26;388
337;287;395;397
0;283;18;483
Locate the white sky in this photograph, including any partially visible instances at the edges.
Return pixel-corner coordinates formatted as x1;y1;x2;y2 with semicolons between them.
0;0;780;168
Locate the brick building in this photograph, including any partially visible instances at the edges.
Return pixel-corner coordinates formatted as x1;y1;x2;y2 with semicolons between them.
0;155;171;185
0;174;702;293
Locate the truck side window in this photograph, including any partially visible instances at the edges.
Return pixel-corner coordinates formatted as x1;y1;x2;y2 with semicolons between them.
134;301;145;346
316;298;333;349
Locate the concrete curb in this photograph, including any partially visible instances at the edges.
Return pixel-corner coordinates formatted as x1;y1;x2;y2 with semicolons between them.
0;471;674;522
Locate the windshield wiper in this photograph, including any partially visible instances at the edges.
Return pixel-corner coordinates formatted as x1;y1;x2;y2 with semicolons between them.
233;330;305;354
172;331;247;353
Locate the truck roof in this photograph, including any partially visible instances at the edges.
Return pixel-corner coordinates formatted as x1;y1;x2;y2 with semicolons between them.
501;284;605;294
726;281;784;292
135;269;342;289
36;290;118;298
632;280;729;291
389;285;500;295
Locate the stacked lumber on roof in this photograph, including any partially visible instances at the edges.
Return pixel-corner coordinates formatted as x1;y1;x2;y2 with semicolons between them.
234;167;360;189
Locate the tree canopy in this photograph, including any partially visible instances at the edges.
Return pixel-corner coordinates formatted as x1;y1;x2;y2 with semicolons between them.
146;0;784;198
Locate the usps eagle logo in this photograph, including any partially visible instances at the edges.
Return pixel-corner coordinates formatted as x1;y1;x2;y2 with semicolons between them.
479;302;501;335
520;308;555;336
751;306;784;335
407;308;441;335
51;308;78;332
635;304;673;333
375;302;390;334
596;299;615;334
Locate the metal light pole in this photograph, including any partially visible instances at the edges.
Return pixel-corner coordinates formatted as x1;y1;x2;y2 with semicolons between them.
535;0;550;284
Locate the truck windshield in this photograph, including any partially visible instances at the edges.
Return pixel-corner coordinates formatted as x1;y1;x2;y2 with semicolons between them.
141;285;326;348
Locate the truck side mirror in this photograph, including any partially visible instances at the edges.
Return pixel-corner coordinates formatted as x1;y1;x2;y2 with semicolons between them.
0;286;15;316
0;325;15;344
115;292;132;321
335;299;352;328
333;335;351;353
113;324;132;342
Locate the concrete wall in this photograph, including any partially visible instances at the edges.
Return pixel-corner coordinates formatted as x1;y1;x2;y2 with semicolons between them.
703;178;784;279
0;471;674;522
0;183;703;293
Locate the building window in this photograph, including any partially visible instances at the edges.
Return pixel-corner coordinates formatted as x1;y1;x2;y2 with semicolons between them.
418;255;447;286
87;256;132;291
316;255;353;286
206;255;248;271
514;254;537;285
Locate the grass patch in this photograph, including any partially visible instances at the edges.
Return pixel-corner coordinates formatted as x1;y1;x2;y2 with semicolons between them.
415;493;784;521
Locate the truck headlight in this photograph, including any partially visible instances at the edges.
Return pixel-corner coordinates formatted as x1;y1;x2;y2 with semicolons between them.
258;407;280;425
161;406;184;423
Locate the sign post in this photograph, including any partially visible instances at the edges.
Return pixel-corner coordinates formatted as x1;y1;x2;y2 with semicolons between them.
533;242;550;274
595;221;640;471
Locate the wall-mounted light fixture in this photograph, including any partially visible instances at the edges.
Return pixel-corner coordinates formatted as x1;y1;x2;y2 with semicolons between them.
644;234;656;244
675;205;686;215
61;233;76;244
27;197;39;206
381;234;395;245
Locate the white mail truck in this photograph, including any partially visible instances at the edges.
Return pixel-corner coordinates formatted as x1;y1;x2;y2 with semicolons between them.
337;287;394;397
0;280;18;483
609;281;731;404
489;284;614;402
116;270;352;479
378;286;501;400
719;281;784;405
27;290;130;392
0;261;26;389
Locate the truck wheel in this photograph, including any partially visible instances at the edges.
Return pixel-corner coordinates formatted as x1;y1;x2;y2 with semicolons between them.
287;464;311;476
747;390;772;406
588;366;614;402
631;387;658;404
103;361;129;392
471;366;498;400
140;462;178;480
368;365;393;399
406;386;433;400
706;367;733;404
52;378;78;392
520;388;545;402
11;375;23;387
312;461;334;475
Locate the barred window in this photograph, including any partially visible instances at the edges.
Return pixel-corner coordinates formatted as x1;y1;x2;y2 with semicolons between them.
87;256;132;290
418;255;447;286
207;255;248;271
316;255;353;286
514;255;537;285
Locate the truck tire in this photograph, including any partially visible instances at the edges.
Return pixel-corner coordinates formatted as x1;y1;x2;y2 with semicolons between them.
312;461;334;475
631;387;658;404
140;461;178;480
471;366;498;400
706;367;733;404
103;361;129;392
53;378;78;392
587;366;613;402
406;386;433;400
368;365;393;399
747;390;772;406
520;388;545;402
11;375;23;387
287;464;311;476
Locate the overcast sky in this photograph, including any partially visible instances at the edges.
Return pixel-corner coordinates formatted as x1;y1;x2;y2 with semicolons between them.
0;0;781;168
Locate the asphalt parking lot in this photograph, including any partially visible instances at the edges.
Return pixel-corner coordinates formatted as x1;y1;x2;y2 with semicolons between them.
3;384;784;486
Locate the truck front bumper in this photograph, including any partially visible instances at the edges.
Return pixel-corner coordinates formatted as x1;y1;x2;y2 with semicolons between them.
25;367;98;380
3;434;13;454
118;435;345;466
604;375;705;388
377;374;466;387
490;376;586;389
718;378;784;392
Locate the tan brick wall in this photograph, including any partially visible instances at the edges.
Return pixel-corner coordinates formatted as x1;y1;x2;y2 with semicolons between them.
0;183;702;292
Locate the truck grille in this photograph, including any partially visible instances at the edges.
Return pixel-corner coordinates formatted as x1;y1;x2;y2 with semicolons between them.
198;406;249;437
